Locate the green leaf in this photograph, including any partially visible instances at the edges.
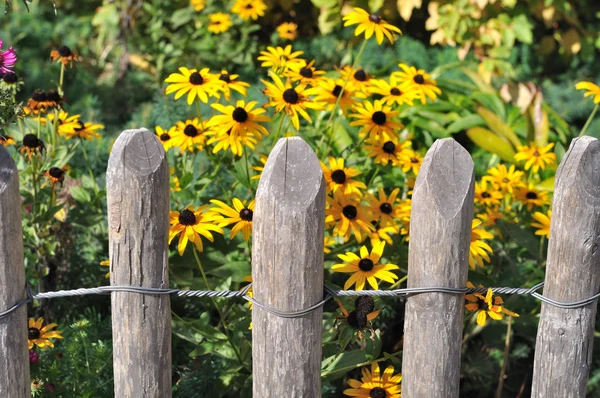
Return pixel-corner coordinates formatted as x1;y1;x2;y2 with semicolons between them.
173;312;228;343
477;107;521;148
321;349;369;381
170;8;193;29
499;221;540;258
467;127;516;162
413;118;449;138
446;114;484;134
538;176;555;191
330;122;354;153
459;67;495;93
364;329;382;362
207;261;251;282
512;15;533;44
70;186;92;203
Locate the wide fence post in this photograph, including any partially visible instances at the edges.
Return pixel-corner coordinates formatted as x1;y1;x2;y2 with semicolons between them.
402;138;474;397
252;137;325;397
532;136;600;397
107;128;171;397
0;147;30;397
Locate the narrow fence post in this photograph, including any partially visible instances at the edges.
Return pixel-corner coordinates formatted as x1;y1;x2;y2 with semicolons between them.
402;138;474;397
0;147;30;397
252;137;325;397
532;136;600;397
107;128;171;397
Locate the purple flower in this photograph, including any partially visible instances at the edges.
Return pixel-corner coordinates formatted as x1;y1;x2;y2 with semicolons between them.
29;350;39;364
0;40;17;74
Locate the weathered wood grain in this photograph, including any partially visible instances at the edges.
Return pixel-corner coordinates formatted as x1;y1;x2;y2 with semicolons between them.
107;128;171;397
402;138;474;398
532;136;600;398
0;146;30;398
252;137;325;398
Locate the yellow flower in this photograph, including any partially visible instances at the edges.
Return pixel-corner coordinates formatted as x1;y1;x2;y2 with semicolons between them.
349;100;403;142
190;0;205;12
514;142;556;173
69;122;104;141
369;222;398;247
324;235;336;254
365;188;401;225
100;259;110;279
251;154;268;180
164;67;220;105
312;77;357;115
0;135;16;146
342;7;402;45
169;206;223;255
49;45;78;67
368;75;419;106
215;70;250;100
210;198;255;242
531;210;551;238
172;118;207;153
325;191;374;243
365;138;411;166
170;167;181;192
262;73;322;130
208;12;233;34
483;163;524;194
398;150;423;175
231;0;267;20
465;282;519;326
206;100;271;143
41;111;81;138
321;157;366;195
332;241;398;290
257;45;304;73
515;183;551;211
393;64;442;104
28;318;63;350
469;219;493;270
155;126;176;151
277;22;298;40
338;66;373;94
285;59;325;86
343;362;402;397
576;81;600;104
474;180;503;208
205;127;258;156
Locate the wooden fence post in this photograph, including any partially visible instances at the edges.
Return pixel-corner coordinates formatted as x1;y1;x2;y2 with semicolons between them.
107;128;171;397
402;138;474;397
532;136;600;397
252;137;325;397
0;146;30;397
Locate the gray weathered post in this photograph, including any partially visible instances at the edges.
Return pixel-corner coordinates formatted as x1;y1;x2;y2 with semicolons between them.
252;137;325;397
0;147;30;397
402;138;474;397
107;128;171;397
532;136;600;397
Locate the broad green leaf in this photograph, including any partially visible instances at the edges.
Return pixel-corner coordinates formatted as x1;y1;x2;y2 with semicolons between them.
538;176;555;191
477;107;521;148
330;122;354;154
321;349;368;381
467;127;516;162
413;118;449;138
446;114;484;134
70;186;92;203
459;67;495;93
471;93;506;120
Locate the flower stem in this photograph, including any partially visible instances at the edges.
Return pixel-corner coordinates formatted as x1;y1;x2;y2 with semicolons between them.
495;316;512;398
195;100;204;126
272;113;286;145
243;145;252;189
58;63;65;97
79;138;98;193
388;274;409;290
579;103;598;138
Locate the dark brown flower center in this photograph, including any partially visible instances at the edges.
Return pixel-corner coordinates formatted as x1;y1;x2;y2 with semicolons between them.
58;46;72;57
32;89;47;101
46;90;61;102
478;299;490;311
379;203;393;214
184;124;199;137
502;177;509;183
332;85;343;97
355;296;375;315
299;67;313;78
23;134;40;148
28;327;41;340
178;209;196;226
533;151;540;156
219;73;231;83
390;87;401;96
245;3;253;8
160;133;171;142
189;72;203;85
239;208;253;221
382;141;395;154
283;88;299;104
347;310;367;329
342;205;357;220
353;69;367;82
331;169;346;184
413;74;425;84
49;167;64;179
481;192;491;198
410;157;419;163
371;111;386;125
370;387;387;398
368;14;381;24
358;258;374;271
3;72;17;83
232;107;249;123
526;192;538;200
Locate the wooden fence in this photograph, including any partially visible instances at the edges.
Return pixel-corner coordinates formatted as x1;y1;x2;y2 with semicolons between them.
0;128;599;397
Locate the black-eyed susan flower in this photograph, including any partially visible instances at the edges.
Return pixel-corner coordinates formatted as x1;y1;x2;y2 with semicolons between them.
262;74;322;130
172;118;207;153
41;111;82;138
169;206;223;255
369;75;419;106
190;0;205;11
216;70;250;100
50;45;78;67
155;126;176;151
338;66;373;94
477;206;512;230
465;282;518;326
336;296;380;337
321;157;366;195
369;222;398;247
576;81;600;104
286;59;325;86
364;138;411;166
343;362;402;397
514;142;556;173
365;188;401;225
0;135;16;146
100;259;110;278
231;0;267;20
1;71;19;88
208;12;233;34
277;22;298;41
398;150;423;175
251;154;268;180
257;45;304;73
324;235;336;254
165;67;220;105
474;180;503;208
20;134;45;160
25;89;62;114
206;100;271;141
515;183;551;211
393;64;442;104
206;127;259;156
43;166;68;188
349;100;402;142
531;210;551;238
67;121;104;141
28;318;63;350
342;7;402;45
483;163;524;194
332;241;398;290
210;198;255;242
326;191;374;243
469;219;493;270
313;77;357;115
